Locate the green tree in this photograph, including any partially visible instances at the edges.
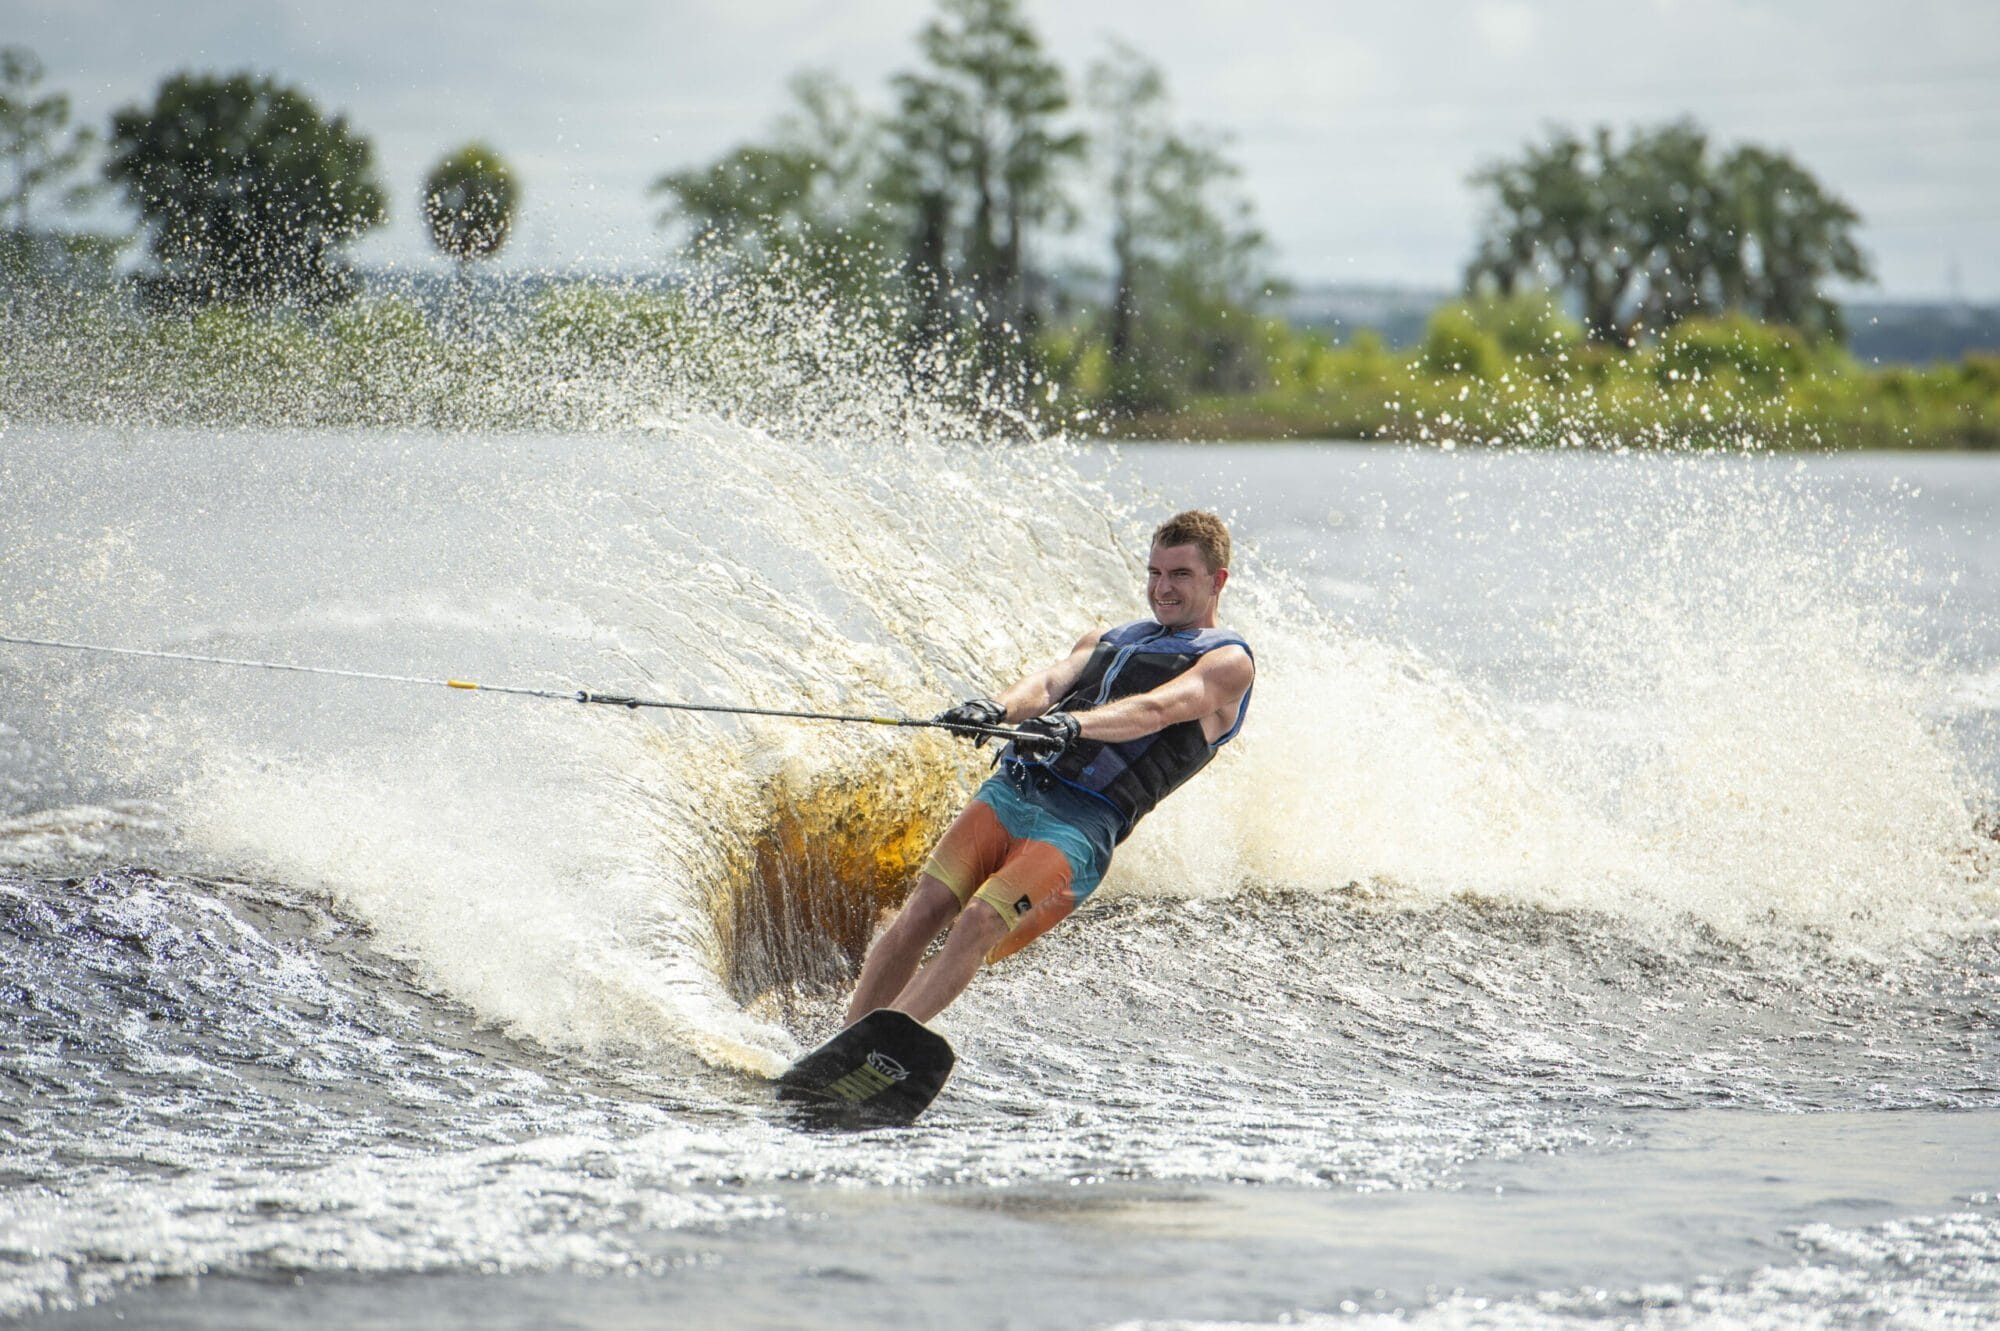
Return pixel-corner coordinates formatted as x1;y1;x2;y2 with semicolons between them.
0;46;98;233
105;72;387;309
1466;120;1871;345
1087;41;1164;405
653;1;1084;384
1714;144;1870;341
423;142;517;265
1085;42;1273;409
658;144;818;254
0;46;122;319
1464;129;1605;332
886;0;1083;358
1609;121;1724;337
653;71;888;284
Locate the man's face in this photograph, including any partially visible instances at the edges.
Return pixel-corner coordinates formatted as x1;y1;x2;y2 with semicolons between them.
1147;542;1225;628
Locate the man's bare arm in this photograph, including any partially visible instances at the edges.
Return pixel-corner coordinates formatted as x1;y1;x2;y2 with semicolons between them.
1068;646;1253;744
990;629;1105;724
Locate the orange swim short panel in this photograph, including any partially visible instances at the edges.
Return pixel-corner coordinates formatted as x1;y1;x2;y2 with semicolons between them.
920;769;1121;963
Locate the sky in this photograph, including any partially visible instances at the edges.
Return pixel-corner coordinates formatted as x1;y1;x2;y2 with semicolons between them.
5;0;1997;300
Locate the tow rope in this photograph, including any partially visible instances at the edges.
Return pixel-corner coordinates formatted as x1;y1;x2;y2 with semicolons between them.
0;632;1023;743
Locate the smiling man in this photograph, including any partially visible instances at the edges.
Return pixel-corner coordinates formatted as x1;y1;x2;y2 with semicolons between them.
842;510;1256;1027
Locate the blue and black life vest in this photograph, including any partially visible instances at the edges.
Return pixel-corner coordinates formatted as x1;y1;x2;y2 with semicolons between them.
1004;619;1253;841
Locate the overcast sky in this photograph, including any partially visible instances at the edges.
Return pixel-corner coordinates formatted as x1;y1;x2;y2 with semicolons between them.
6;0;1997;299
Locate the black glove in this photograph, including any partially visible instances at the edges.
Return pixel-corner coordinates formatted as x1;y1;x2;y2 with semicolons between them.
1011;711;1080;763
933;697;1007;744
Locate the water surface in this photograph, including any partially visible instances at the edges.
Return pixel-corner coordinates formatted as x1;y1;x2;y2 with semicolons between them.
2;429;1995;1328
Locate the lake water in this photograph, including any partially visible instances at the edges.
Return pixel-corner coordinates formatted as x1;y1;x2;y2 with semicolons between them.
1;424;1995;1329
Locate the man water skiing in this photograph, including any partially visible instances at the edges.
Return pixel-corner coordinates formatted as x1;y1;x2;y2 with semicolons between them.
841;510;1255;1027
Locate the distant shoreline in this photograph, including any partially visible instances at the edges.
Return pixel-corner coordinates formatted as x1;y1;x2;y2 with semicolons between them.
3;283;1993;452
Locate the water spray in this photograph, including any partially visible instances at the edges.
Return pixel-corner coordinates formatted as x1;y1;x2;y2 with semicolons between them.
0;632;1025;742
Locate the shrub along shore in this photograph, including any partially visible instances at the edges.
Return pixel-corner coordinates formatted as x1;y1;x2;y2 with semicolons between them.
3;284;1994;450
1105;299;2000;451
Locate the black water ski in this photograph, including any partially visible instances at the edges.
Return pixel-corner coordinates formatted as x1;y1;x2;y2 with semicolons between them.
776;1009;955;1127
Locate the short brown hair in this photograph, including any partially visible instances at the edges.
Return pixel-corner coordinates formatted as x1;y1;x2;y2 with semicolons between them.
1151;510;1232;573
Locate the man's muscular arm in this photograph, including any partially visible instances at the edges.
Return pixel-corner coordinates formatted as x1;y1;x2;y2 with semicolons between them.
990;629;1105;724
1068;646;1253;744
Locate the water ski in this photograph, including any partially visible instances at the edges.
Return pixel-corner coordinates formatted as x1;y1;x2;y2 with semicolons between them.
776;1009;955;1127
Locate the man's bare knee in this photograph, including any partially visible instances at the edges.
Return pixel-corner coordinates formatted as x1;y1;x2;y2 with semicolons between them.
886;875;961;941
889;897;1014;1022
945;898;1010;952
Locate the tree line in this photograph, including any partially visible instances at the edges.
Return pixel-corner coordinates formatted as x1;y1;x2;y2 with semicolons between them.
2;0;1891;424
649;1;1274;412
1466;120;1870;346
1;48;518;310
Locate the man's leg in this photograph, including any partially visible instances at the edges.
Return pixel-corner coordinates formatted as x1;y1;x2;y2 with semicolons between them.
843;875;962;1026
891;898;1011;1024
